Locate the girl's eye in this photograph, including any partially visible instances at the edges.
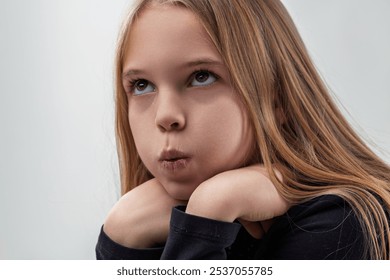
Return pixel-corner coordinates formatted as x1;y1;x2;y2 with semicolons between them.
190;71;217;87
131;79;155;95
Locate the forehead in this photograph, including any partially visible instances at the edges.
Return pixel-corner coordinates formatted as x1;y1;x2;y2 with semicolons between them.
124;4;220;66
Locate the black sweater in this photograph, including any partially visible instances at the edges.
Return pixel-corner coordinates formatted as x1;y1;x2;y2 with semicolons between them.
96;195;365;260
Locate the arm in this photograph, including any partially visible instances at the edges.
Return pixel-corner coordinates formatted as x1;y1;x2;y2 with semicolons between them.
186;165;288;233
96;178;185;259
160;165;289;259
161;167;365;260
97;165;287;260
160;206;242;259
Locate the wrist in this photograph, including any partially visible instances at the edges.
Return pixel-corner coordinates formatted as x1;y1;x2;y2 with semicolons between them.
186;180;239;222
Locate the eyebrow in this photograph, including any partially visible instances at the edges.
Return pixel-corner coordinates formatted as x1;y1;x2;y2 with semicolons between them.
122;58;224;79
184;58;224;68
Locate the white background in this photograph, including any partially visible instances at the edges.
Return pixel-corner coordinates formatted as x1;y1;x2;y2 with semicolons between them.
0;0;389;259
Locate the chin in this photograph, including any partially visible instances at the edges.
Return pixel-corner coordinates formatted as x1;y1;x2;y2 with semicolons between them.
161;180;198;201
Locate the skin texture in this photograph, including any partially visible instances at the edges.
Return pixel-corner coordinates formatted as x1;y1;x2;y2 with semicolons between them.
123;4;254;200
104;179;184;248
104;4;288;249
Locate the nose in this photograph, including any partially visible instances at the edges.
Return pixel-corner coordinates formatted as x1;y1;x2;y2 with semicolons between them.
155;91;186;132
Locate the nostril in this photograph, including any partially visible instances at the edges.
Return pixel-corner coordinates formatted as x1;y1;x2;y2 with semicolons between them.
170;122;180;129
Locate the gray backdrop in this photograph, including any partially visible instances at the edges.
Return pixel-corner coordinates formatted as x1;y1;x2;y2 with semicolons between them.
0;0;389;259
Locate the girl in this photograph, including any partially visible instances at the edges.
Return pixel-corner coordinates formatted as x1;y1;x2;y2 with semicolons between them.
96;0;390;259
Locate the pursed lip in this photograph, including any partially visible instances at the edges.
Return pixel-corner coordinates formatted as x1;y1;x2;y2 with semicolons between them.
158;149;192;172
158;149;191;162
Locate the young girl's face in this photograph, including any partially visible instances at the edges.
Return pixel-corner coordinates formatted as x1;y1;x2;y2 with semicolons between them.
123;4;254;200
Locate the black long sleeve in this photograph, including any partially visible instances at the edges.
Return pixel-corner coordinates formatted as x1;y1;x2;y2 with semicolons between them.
161;206;241;259
95;226;163;260
96;195;366;260
254;195;365;259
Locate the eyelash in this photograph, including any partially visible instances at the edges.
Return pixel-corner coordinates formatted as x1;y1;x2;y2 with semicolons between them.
188;68;219;87
126;69;219;95
127;78;146;94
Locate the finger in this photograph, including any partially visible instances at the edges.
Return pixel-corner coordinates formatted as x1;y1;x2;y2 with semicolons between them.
238;219;264;239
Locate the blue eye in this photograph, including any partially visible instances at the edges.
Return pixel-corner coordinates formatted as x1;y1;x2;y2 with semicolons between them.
132;79;155;95
190;71;217;87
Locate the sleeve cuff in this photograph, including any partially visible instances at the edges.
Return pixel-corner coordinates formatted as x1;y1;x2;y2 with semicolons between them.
96;225;163;260
160;206;241;259
170;205;241;245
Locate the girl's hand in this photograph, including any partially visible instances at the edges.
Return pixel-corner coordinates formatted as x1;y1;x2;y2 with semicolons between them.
103;178;185;248
186;165;289;238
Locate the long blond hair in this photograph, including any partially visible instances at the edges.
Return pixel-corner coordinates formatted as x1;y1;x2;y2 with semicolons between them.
114;0;390;259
